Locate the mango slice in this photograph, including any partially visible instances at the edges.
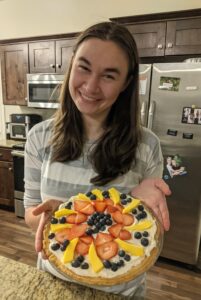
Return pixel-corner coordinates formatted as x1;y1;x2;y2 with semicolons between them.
77;193;91;202
91;188;104;200
88;242;104;273
108;187;120;204
115;238;144;256
50;223;73;233
122;198;141;214
54;208;77;218
63;238;79;263
125;220;153;231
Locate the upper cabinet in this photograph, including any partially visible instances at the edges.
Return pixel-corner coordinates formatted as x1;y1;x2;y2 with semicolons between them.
29;38;76;74
110;10;201;58
0;43;28;105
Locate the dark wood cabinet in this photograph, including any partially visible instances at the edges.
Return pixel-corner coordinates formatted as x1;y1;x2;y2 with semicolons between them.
166;17;201;55
126;22;166;57
0;147;14;207
0;43;28;105
29;38;76;74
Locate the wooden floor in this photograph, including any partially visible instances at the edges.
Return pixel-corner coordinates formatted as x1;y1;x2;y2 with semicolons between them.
0;208;201;300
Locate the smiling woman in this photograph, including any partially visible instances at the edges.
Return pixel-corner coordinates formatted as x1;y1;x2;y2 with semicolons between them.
24;21;170;299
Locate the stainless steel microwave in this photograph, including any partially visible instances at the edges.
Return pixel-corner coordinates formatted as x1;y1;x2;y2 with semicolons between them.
27;73;64;108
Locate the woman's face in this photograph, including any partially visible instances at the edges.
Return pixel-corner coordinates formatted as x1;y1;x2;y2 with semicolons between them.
69;38;129;121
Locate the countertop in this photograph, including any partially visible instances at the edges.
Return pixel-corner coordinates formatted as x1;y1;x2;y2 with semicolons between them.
0;256;125;300
0;139;22;148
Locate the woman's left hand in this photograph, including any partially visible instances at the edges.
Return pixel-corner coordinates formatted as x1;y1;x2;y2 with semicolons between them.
130;178;171;231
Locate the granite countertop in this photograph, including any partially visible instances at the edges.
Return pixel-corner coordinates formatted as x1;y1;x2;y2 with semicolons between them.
0;256;125;300
0;139;21;148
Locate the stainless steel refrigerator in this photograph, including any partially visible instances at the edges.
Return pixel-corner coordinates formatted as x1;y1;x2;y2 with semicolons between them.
139;62;201;266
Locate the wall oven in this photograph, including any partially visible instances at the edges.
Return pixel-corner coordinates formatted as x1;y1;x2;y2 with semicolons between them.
27;73;64;108
11;143;25;218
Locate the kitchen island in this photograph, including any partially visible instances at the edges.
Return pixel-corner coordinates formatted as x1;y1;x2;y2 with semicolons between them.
0;255;125;300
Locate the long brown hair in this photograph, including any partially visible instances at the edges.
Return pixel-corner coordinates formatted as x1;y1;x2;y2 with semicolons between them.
51;21;141;185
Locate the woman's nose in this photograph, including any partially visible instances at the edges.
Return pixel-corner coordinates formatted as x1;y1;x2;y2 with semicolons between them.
84;75;100;94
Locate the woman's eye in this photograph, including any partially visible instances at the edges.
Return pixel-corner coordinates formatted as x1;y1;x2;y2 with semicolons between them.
78;65;90;72
103;74;115;80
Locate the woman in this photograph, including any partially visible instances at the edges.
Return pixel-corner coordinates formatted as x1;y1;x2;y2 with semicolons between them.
24;22;171;298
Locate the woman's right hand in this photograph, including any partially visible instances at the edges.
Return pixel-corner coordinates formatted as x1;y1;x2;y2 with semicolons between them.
32;199;63;258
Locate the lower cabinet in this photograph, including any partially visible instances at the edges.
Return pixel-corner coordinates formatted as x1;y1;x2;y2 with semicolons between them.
0;147;14;207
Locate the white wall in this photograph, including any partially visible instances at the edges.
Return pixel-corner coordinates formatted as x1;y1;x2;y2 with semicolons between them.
0;0;201;39
0;0;201;139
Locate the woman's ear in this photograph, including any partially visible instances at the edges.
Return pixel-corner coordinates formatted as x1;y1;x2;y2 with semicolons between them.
121;75;133;92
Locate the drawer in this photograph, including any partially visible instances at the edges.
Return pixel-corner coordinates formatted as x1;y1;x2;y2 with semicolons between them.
0;147;13;162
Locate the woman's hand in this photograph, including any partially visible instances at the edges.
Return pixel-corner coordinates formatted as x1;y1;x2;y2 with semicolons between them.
32;199;63;257
131;178;171;231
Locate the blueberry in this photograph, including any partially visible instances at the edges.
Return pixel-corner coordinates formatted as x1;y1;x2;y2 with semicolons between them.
87;219;94;226
51;217;58;224
138;212;147;220
86;228;93;236
93;227;99;234
51;243;60;251
103;260;112;269
118;250;126;257
59;216;66;224
77;255;84;263
48;233;55;239
102;191;109;198
124;254;131;261
63;239;70;247
121;199;127;205
90;194;97;200
134;232;142;239
86;191;93;197
131;209;137;215
106;219;113;226
143;231;149;237
81;262;89;269
111;263;118;272
65;202;72;209
117;259;125;267
120;193;127;199
138;205;144;211
100;225;106;231
127;197;132;203
141;238;149;247
71;260;81;268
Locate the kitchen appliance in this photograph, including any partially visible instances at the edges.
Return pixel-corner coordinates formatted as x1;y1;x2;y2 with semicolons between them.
9;114;42;140
11;143;25;218
27;73;64;108
140;62;201;266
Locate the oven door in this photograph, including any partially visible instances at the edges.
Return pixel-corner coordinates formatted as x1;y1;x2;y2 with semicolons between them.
11;150;25;218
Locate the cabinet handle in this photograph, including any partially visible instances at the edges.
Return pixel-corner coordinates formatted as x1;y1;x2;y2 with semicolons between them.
157;44;163;49
167;43;173;48
0;153;3;157
8;167;13;171
50;64;55;68
25;97;27;101
56;64;61;68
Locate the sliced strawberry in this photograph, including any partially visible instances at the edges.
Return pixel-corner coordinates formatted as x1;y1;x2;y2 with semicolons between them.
106;205;118;213
76;240;90;255
94;200;107;212
119;229;132;240
111;210;124;224
66;212;87;224
96;241;118;260
80;235;94;245
122;213;134;226
74;200;95;215
55;228;72;243
95;232;113;247
108;223;123;238
105;198;114;206
70;223;88;239
115;204;123;212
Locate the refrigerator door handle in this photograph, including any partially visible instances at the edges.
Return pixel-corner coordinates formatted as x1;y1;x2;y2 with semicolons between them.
147;101;155;130
140;101;147;126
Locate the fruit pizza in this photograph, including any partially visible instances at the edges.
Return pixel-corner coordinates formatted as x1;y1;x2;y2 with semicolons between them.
43;188;163;285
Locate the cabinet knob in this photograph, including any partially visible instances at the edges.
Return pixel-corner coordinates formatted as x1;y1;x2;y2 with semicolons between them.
0;153;3;157
8;167;13;171
50;64;55;68
25;97;27;101
167;43;173;48
157;44;163;49
56;64;61;68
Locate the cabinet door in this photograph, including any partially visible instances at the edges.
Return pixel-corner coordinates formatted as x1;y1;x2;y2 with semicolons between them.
0;161;14;206
0;43;28;105
126;22;166;57
55;38;76;74
166;18;201;55
29;41;55;73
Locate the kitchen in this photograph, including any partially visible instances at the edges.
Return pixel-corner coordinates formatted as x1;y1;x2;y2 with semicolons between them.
0;0;201;299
